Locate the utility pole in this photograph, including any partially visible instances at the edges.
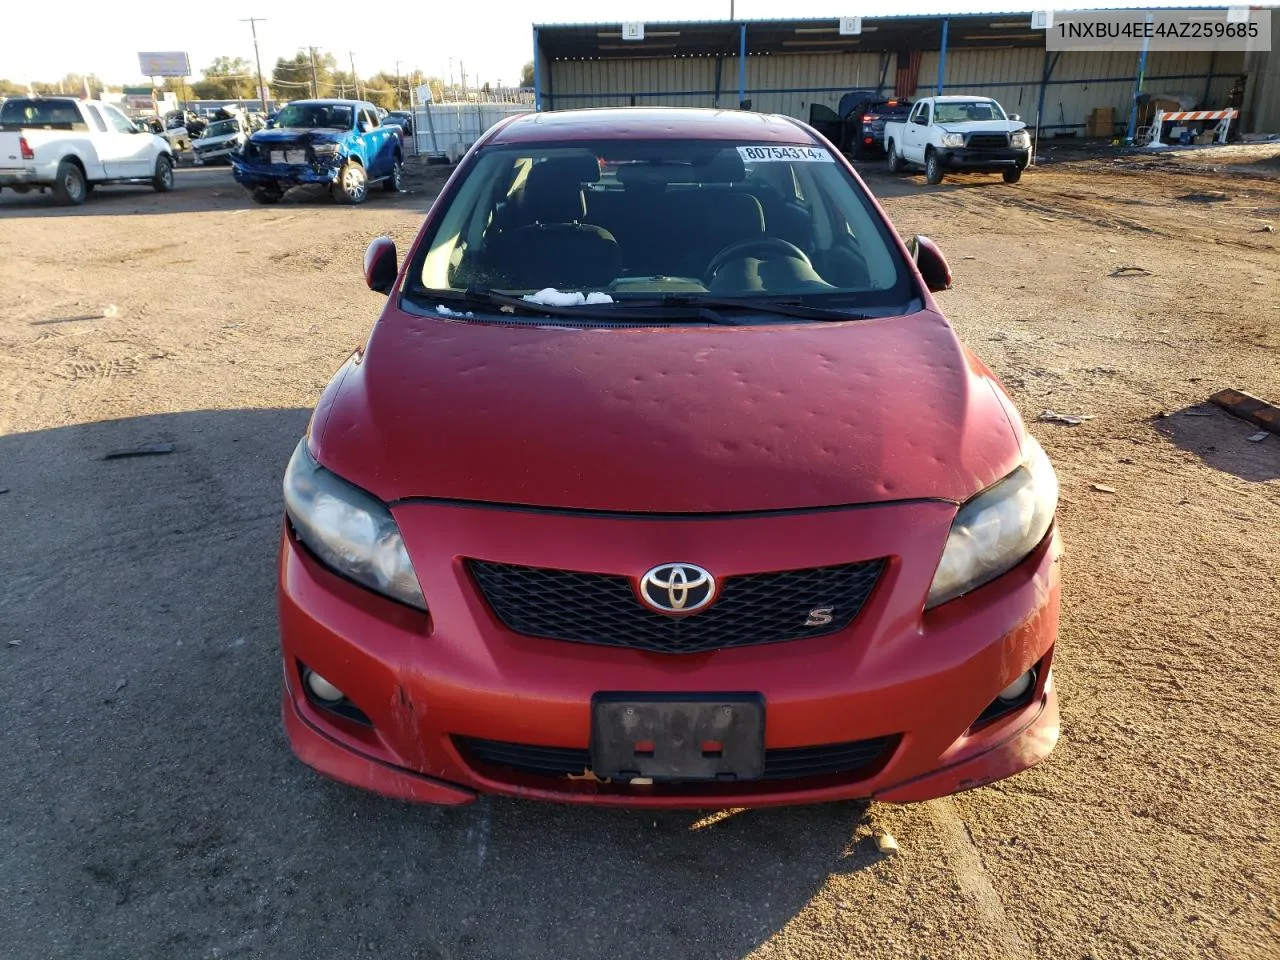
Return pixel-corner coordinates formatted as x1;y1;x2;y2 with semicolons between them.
460;60;467;100
350;52;362;101
240;17;268;112
395;60;403;108
309;46;319;98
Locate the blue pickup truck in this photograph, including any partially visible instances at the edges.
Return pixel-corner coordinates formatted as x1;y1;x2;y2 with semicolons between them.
230;99;402;204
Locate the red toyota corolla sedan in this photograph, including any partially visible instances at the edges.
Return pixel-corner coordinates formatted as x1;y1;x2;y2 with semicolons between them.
278;108;1061;808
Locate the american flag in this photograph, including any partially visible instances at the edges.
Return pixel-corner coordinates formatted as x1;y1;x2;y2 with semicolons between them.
895;50;924;99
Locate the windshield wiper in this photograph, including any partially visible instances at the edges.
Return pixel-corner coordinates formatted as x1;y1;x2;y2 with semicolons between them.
620;295;868;322
408;288;742;325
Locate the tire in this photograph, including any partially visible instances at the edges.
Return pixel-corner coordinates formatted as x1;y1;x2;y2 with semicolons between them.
152;154;174;192
333;161;367;204
1003;167;1023;184
52;159;87;206
925;149;944;185
383;155;403;193
887;141;905;173
252;185;283;204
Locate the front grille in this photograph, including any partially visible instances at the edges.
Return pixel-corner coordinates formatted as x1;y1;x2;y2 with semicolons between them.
467;558;885;655
455;735;899;782
966;133;1010;151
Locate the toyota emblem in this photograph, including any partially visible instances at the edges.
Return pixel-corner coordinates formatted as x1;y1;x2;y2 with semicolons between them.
638;563;716;614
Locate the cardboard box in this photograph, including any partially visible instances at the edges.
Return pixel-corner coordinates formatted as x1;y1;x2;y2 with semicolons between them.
1086;106;1115;137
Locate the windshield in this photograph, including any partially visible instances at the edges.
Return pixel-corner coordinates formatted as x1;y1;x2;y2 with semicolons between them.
273;103;352;130
933;100;1006;124
204;119;240;138
410;139;914;311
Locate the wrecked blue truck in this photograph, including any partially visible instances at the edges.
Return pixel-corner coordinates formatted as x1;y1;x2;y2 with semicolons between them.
230;99;402;204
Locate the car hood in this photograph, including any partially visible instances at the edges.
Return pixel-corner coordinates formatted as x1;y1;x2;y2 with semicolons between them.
938;120;1026;134
196;132;242;147
310;308;1026;513
251;128;343;144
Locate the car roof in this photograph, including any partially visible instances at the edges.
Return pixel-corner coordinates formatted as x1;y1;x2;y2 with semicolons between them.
285;98;367;107
929;96;997;103
488;107;816;145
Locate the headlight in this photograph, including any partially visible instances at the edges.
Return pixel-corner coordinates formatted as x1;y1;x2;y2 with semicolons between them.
282;440;426;610
312;143;340;157
1011;130;1031;149
940;133;966;148
925;436;1058;609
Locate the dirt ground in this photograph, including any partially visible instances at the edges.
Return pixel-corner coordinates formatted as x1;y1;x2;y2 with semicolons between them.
1;147;1277;960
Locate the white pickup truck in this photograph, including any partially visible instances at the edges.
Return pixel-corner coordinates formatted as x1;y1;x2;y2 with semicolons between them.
0;96;175;205
883;96;1031;185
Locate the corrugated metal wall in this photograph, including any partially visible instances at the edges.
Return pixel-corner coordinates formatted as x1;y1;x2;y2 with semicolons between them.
545;46;1245;135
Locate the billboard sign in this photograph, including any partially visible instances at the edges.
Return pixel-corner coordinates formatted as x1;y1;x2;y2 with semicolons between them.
137;51;191;78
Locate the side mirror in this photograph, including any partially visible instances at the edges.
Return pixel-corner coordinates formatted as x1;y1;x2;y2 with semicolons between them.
907;234;952;293
1008;113;1021;122
364;236;398;295
265;119;275;129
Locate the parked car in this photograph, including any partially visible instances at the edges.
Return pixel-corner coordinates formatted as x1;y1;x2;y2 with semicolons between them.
277;107;1062;808
883;95;1031;184
0;96;174;205
193;116;249;165
842;95;912;160
385;110;415;138
229;98;402;204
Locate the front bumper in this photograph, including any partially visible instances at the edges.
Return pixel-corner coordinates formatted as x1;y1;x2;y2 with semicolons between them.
194;144;241;164
938;147;1030;170
230;155;342;189
278;500;1062;808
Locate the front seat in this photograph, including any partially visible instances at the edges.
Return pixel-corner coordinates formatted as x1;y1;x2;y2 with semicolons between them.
485;156;621;291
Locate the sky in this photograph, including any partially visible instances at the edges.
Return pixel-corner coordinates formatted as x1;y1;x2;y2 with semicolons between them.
1;0;1233;89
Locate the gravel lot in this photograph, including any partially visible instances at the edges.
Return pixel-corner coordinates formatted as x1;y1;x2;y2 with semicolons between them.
1;148;1277;960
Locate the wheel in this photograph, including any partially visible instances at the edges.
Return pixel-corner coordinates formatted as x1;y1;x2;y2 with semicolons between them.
887;141;905;173
925;149;944;185
1003;167;1023;184
152;154;174;192
252;185;283;204
52;160;87;206
383;155;403;193
333;161;367;204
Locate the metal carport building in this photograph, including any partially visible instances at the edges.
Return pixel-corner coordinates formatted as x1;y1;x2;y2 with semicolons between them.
531;11;1277;138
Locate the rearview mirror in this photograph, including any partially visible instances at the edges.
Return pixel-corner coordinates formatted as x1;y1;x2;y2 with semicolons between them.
907;234;952;292
364;236;398;295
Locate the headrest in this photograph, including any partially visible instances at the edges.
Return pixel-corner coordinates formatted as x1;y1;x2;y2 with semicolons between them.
615;149;745;187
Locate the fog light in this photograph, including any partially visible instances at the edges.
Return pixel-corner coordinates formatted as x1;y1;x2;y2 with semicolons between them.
305;669;344;703
998;670;1034;703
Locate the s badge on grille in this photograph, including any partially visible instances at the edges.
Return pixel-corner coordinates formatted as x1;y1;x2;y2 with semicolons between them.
804;606;834;627
638;563;716;615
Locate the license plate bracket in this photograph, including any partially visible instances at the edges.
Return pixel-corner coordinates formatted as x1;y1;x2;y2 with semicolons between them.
590;693;765;782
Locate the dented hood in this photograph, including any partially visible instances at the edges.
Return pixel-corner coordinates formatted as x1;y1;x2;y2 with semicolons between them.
310;308;1025;513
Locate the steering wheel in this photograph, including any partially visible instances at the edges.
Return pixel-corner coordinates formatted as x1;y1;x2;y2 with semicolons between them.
703;237;813;284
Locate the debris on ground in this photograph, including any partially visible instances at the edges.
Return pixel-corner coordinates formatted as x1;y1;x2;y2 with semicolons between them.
1038;409;1096;426
875;831;901;855
100;442;177;460
1208;388;1279;435
1178;191;1230;203
1260;225;1275;233
1110;265;1153;277
1093;483;1118;493
7;640;21;647
1248;432;1269;443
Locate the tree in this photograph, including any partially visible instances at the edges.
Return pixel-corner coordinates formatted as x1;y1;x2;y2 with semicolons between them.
520;61;535;89
30;73;106;99
190;56;257;100
270;50;337;101
0;78;29;97
363;69;433;109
